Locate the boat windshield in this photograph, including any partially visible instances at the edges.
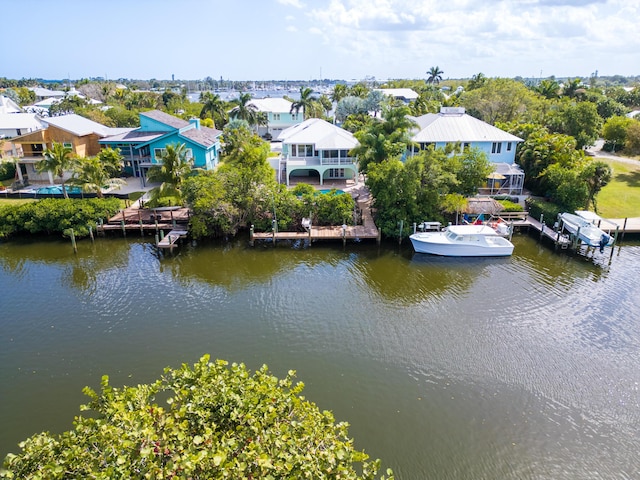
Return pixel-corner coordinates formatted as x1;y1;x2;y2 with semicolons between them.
446;230;459;241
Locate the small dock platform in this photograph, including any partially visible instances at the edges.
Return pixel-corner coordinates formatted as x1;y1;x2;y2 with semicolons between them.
157;228;189;249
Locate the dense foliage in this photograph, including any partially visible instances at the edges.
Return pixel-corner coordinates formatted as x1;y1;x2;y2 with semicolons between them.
0;198;121;238
0;161;16;181
1;356;392;480
366;147;492;237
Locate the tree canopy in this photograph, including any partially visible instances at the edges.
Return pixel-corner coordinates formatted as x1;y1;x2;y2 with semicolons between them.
1;356;393;479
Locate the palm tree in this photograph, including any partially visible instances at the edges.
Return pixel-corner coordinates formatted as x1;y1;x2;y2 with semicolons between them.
290;87;317;119
562;78;583;98
70;156;125;198
199;92;226;128
331;84;349;104
146;143;193;205
37;142;76;199
426;66;444;85
535;79;560;99
467;72;487;90
229;93;260;126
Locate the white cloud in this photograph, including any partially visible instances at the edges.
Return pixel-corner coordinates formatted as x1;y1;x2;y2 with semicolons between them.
277;0;305;8
307;0;640;78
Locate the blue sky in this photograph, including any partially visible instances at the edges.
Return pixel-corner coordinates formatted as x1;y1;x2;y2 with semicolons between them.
2;0;638;81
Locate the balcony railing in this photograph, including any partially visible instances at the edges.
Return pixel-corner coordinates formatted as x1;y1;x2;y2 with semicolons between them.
286;156;355;166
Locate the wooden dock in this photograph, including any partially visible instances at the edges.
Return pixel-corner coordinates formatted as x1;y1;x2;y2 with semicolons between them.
157;228;189;249
251;192;380;245
98;206;190;235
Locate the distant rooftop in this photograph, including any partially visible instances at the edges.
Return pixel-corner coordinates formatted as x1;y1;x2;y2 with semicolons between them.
248;97;293;113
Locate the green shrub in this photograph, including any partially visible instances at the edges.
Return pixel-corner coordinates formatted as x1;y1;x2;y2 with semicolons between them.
525;198;563;227
0;198;121;239
497;199;524;212
0;161;16;181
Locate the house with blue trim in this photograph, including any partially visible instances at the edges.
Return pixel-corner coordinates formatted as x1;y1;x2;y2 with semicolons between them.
275;118;359;186
409;107;525;194
246;97;302;140
100;110;222;185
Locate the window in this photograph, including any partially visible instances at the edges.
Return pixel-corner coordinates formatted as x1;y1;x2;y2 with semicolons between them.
273;113;280;121
463;142;470;150
507;142;512;151
63;142;72;148
185;148;193;160
292;144;313;157
154;148;167;160
491;142;502;154
328;168;345;178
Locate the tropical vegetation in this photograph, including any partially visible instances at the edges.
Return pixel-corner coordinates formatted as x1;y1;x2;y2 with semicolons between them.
0;197;121;238
1;355;393;479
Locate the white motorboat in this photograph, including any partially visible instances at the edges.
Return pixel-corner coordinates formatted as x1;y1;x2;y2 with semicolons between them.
559;212;613;248
409;224;514;257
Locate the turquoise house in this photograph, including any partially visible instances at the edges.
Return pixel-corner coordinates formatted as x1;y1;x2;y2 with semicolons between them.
100;110;222;185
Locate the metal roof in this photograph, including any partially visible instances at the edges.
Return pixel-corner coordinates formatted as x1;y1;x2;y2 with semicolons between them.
375;88;419;101
43;114;124;137
248;97;293;113
410;109;522;143
0;113;43;130
277;118;359;150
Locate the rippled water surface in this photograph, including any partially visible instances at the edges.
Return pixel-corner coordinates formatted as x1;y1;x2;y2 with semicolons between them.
2;234;640;479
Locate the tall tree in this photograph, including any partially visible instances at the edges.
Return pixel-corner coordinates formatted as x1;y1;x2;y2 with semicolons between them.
229;93;260;126
467;72;487;91
331;83;349;103
352;106;417;173
426;66;444;85
199;91;227;128
561;78;584;98
37;142;76;199
290;87;317;119
548;100;603;149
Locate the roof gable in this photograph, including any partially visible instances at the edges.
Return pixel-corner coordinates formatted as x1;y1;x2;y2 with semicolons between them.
410;108;522;143
43;114;115;137
277;118;359;150
179;126;222;148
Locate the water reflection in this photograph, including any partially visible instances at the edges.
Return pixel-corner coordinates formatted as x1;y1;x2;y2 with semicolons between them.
2;234;640;479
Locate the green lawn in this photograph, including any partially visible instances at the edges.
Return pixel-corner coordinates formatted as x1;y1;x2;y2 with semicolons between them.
597;159;640;219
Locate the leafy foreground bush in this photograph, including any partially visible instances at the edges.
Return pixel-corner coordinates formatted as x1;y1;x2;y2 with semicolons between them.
0;198;121;239
1;356;393;480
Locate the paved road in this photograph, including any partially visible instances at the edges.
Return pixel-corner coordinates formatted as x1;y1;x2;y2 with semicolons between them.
586;140;640;166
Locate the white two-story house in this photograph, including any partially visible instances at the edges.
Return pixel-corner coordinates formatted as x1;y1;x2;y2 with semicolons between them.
275;118;359;186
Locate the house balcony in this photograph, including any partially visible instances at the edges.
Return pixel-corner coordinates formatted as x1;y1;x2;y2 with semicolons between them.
285;156;355;167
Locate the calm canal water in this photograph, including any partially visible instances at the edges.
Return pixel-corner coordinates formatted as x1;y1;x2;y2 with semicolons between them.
1;233;640;479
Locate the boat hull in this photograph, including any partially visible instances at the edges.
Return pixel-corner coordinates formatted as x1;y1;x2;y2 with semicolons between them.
409;228;514;257
559;213;613;247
